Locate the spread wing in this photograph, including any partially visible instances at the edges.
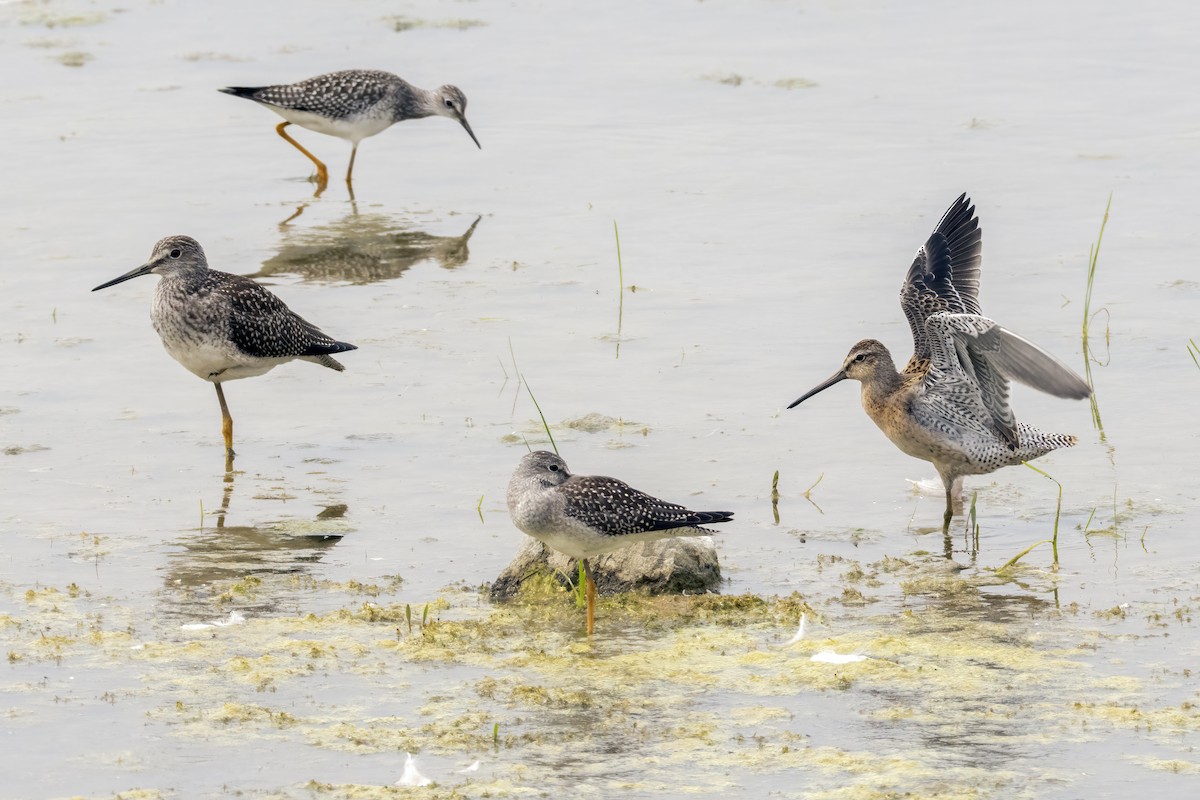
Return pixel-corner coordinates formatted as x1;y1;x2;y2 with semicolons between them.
560;475;733;537
922;313;1090;448
900;194;983;374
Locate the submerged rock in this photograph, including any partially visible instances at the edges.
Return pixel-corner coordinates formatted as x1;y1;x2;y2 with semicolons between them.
490;538;722;601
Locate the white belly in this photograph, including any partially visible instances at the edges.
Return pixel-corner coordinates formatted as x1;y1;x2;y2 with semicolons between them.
523;520;702;561
161;339;281;382
270;107;394;143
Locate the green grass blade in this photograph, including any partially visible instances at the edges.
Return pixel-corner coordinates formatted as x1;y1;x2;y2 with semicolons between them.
523;378;558;456
1022;461;1063;567
1081;193;1112;434
770;470;781;525
998;539;1052;571
614;220;624;359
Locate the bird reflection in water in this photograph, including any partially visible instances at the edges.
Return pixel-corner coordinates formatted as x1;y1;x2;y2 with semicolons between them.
159;468;348;622
257;213;481;284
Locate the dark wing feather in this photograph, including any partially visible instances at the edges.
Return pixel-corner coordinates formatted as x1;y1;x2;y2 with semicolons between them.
561;475;733;538
900;194;983;373
216;273;355;359
220;70;397;118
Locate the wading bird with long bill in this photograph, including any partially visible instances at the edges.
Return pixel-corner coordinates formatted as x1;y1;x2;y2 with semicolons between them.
788;194;1090;530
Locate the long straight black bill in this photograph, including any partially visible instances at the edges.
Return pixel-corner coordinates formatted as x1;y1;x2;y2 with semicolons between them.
458;114;481;149
92;263;153;292
787;370;847;409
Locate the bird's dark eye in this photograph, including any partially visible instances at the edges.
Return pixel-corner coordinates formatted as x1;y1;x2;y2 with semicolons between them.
854;353;867;363
444;99;454;108
548;463;560;472
169;249;182;259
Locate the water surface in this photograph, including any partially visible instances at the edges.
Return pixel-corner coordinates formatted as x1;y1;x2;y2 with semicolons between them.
2;0;1198;797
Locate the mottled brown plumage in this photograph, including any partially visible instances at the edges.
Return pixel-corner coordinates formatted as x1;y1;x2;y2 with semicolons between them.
788;195;1090;530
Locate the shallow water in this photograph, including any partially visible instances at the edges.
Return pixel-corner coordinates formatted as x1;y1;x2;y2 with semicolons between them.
2;0;1199;797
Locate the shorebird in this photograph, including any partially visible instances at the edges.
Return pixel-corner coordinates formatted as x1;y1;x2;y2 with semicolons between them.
787;194;1090;530
507;451;733;635
92;236;356;462
219;69;480;192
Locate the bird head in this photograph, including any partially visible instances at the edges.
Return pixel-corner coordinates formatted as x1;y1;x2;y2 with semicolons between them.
516;450;571;488
787;339;896;408
92;236;207;291
433;85;481;149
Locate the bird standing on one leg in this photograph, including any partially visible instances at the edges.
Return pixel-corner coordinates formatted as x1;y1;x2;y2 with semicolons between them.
219;69;481;194
787;194;1090;532
506;451;733;635
92;236;356;463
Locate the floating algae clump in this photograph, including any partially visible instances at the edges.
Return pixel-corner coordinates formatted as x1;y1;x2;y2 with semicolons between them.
2;552;1195;797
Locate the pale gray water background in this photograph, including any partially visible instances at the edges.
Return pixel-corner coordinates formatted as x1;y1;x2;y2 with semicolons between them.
1;0;1198;797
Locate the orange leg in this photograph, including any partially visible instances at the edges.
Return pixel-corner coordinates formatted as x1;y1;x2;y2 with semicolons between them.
345;142;359;186
215;383;235;461
582;559;596;636
275;121;329;190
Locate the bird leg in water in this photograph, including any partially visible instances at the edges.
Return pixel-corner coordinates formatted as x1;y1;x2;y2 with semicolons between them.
940;473;965;534
217;468;234;527
280;203;308;226
275;122;329;192
346;142;359;186
215;383;234;460
581;558;596;636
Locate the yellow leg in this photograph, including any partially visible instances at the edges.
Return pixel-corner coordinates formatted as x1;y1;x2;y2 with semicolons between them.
275;121;329;189
582;559;596;636
215;383;234;461
345;142;359;186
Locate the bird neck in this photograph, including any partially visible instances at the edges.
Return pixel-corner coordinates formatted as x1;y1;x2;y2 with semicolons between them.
858;363;905;410
404;88;440;121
